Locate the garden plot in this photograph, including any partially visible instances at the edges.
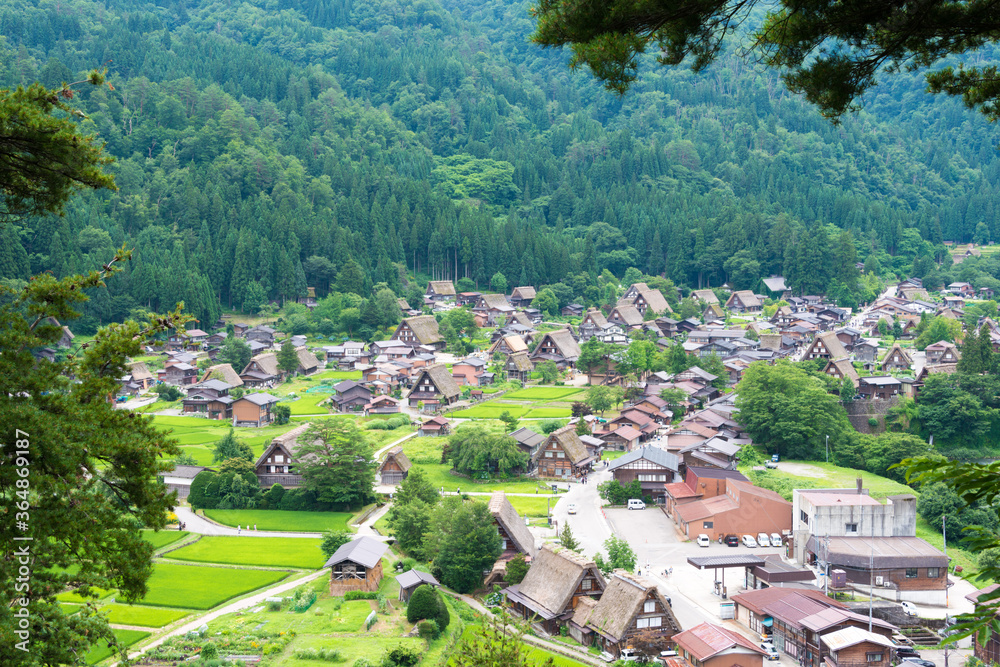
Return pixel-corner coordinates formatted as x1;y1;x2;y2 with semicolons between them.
85;628;150;665
166;536;325;569
101;603;190;628
502;387;583;400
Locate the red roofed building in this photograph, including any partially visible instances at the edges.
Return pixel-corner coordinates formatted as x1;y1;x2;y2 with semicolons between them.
673;622;767;667
673;478;792;541
664;466;749;519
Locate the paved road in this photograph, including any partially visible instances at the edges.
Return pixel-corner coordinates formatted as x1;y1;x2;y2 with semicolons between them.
550;465;613;558
171;506;327;538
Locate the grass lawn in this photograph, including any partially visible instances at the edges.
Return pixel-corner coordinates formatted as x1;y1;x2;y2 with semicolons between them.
204;510;352;533
312;369;362;381
135;400;179;413
167;536;325;569
758;461;915;499
150;416;301;465
142;563;288;609
400;436;447;464
101;603;190;627
507;495;558;517
454;626;588;667
450;405;530;419
503;387;584;400
411;463;554;494
286;393;331;415
85;628;150;665
601;450;628;461
331;600;376;632
142;529;188;550
523;408;572;419
57;587;115;604
280;636;425;666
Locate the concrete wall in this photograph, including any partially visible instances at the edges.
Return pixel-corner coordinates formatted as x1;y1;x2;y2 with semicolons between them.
792;490;916;562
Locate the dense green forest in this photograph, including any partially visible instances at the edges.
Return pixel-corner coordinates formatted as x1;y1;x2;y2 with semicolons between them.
4;0;1000;333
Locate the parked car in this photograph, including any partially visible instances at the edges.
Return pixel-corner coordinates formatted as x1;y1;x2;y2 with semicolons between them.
627;499;646;510
619;648;642;662
765;460;778;469
757;532;770;547
770;533;783;547
567;503;577;515
697;534;711;547
742;534;758;548
725;534;740;547
771;454;780;462
760;643;780;661
900;601;917;616
901;658;935;667
895;647;921;659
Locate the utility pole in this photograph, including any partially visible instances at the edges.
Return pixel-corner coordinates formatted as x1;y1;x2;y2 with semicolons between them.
825;435;829;463
824;534;831;596
943;514;949;608
869;507;875;632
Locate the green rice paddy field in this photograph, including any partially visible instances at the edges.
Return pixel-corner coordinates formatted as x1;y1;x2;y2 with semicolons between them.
166;536;325;569
141;562;289;609
85;629;150;665
142;529;188;550
101;603;190;628
203;509;352;533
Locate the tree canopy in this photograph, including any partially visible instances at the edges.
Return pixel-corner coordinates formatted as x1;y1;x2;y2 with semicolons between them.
530;0;1000;122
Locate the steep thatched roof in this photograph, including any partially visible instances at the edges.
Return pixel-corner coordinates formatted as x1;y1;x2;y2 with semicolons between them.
513;543;602;617
825;358;859;382
479;293;513;310
571;595;598;627
488;491;537;556
246;352;279;376
296;346;320;371
691;289;719;305
501;335;528;353
534;425;589;466
126;361;154;381
507;351;534;372
881;342;913;367
401;316;443;345
583;309;608;328
727;290;762;308
811;331;849;359
632;284;672;313
254;422;313;466
611;304;644;326
531;329;581;362
428;281;456;296
408;363;460;400
586;570;680;642
202;363;244;387
380;446;412;473
512;312;533;327
512;286;537;301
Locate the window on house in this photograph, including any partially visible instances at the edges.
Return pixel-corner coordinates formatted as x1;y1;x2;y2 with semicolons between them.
703;521;713;529
545;452;553;458
648;616;662;627
556;452;565;458
906;568;918;578
275;454;284;463
845;523;858;533
866;653;883;663
927;568;940;578
644;601;656;613
800;510;809;523
582;579;591;590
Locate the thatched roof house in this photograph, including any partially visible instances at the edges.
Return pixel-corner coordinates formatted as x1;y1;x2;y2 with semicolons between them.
534;425;593;478
530;329;582;368
201;363;244;387
881;342;913;372
582;570;681;657
488;491;537;557
378;446;412;485
406;363;461;410
392;315;444;348
504;543;606;633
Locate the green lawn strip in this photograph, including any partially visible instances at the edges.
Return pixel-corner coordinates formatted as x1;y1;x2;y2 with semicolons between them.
757;461;914;499
85;628;150;665
141;562;289;609
312;369;362;381
283;635;425;665
601;450;628;461
410;463;551;494
167;536;325;569
400;435;448;464
59;603;82;615
523;408;571;419
203;509;352;533
450;405;530;419
503;388;584;400
142;529;189;551
286;393;332;415
135;400;179;413
100;603;190;628
57;587;115;604
507;495;558;518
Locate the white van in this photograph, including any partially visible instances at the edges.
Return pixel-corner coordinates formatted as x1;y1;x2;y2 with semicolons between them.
696;534;711;547
627;499;646;510
742;534;758;548
770;533;783;547
757;532;770;547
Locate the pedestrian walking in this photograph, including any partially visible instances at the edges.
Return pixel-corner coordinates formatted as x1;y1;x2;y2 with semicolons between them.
237;524;241;535
254;524;257;531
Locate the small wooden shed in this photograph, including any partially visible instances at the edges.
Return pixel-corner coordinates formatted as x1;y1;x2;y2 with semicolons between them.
395;569;441;602
378;446;412;485
324;536;388;596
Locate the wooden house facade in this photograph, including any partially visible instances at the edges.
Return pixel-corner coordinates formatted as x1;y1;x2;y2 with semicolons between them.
576;571;681;658
378;446;412;485
533;425;593;478
325;536;389;595
254;423;311;488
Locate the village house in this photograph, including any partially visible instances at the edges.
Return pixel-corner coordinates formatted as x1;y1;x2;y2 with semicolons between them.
691;289;720;305
391;315;445;351
254;423;311;488
851;341;879;365
245;325;276;346
331;380;373;413
451;357;491;386
673;478;792;541
509;286;537;308
417;415;451;436
326;536;389;595
678;437;741;470
725;290;763;314
821;627;896;667
561;303;584;317
395;569;440;603
378;446;411;485
425;280;456;303
483;491;538;585
162;464;214;500
364;395;400;416
948;281;976;297
576;570;681;658
607;446;680;505
200;363;244;387
505;351;534;384
294;347;321;376
607;304;645;330
406;364;461;411
125;361;155;391
622;283;672;316
232;392;280;427
533;425;594;478
163;362;199;386
880;343;912;373
456;291;481;307
182;379;234;419
579;308;610;341
508;426;547;460
529;329;582;369
504;543;606;635
856;376;902;400
490;334;528;357
803;331;850;362
924;340;959;364
240;352;282;387
474;293;516;326
762;276;791;300
674;622;767;667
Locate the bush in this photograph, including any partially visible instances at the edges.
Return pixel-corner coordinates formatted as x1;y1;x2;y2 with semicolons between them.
401;557;417;572
539;420;563;434
345;590;378;601
267;599;283;612
155;383;183;401
382;646;421;667
264;483;285;508
868;417;879;427
353;659;373;667
294;648;342;662
200;644;218;660
417;619;439;640
406;585;440;623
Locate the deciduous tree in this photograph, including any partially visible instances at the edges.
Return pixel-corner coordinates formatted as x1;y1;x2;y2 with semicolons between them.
296;420;377;509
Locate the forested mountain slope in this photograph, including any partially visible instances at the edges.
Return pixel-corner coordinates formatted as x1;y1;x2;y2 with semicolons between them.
2;0;999;332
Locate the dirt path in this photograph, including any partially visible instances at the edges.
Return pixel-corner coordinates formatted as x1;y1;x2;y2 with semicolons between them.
774;461;827;478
